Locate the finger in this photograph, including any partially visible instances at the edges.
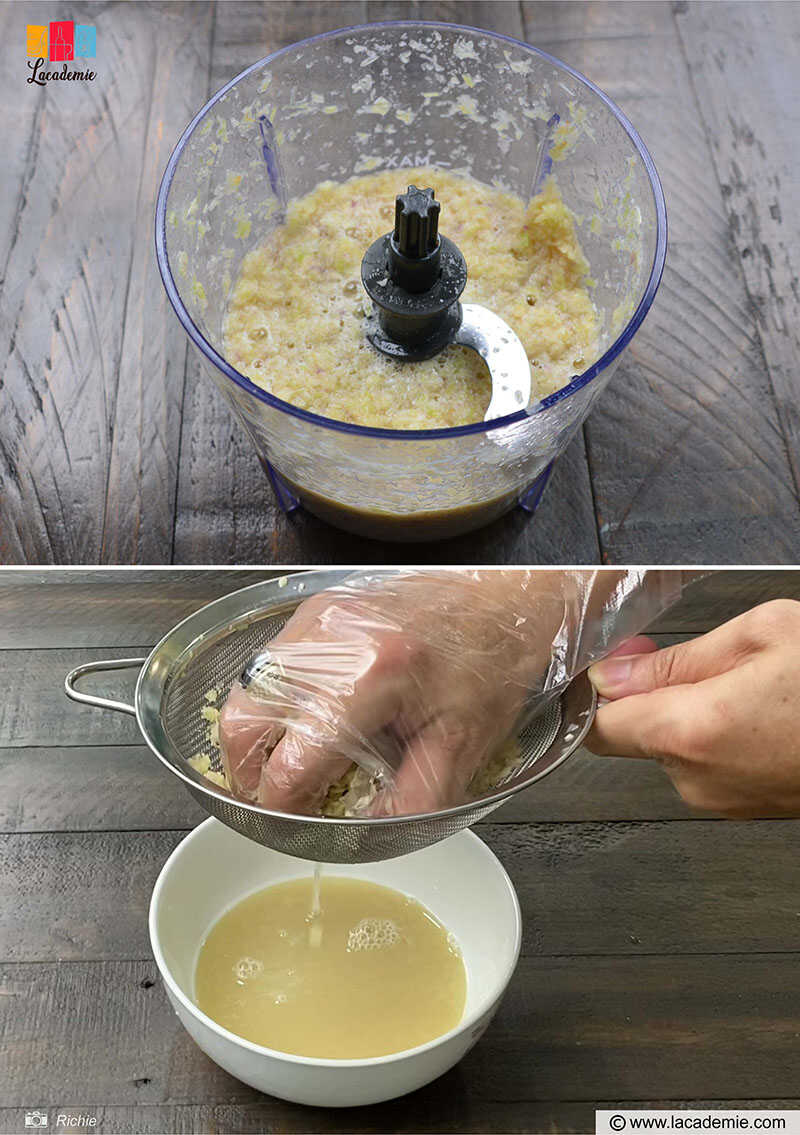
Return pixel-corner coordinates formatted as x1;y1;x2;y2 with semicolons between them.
372;716;490;816
603;635;659;659
255;656;410;813
591;638;659;702
585;682;705;761
218;684;285;798
587;612;772;701
239;622;417;811
257;724;354;813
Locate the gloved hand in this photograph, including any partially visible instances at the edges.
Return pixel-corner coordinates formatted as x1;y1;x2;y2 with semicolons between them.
586;599;800;817
219;570;687;816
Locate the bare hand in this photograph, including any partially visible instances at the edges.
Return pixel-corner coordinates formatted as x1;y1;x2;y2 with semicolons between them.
586;600;800;817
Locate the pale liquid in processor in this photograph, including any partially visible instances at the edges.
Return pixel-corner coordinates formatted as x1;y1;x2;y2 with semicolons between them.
194;871;467;1058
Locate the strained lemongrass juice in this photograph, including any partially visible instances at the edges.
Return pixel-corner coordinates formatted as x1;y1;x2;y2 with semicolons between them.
308;861;322;949
195;875;467;1058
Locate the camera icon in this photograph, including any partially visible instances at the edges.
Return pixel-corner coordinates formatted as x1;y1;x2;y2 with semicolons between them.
25;1111;48;1128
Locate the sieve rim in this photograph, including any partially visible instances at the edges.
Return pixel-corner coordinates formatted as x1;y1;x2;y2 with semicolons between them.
132;570;597;829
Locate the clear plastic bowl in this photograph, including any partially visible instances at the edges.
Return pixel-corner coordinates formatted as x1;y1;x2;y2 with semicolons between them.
156;21;667;542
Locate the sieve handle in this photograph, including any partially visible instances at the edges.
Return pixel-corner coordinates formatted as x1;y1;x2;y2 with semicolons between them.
64;657;146;717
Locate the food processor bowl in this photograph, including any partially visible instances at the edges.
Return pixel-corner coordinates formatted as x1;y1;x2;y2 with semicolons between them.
156;21;667;541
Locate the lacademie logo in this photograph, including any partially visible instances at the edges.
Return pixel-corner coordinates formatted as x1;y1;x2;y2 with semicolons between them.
26;20;97;85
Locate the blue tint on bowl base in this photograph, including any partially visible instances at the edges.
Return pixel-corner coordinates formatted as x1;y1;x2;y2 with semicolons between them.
264;459;554;523
518;464;555;516
265;462;301;515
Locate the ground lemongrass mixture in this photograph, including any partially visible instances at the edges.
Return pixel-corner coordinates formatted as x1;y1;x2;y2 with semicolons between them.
188;688;522;815
223;167;598;429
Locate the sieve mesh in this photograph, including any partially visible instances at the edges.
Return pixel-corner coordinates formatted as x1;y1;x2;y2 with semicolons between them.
161;604;563;783
163;612;289;773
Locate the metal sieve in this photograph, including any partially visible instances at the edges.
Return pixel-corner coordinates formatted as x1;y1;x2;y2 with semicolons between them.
64;571;596;863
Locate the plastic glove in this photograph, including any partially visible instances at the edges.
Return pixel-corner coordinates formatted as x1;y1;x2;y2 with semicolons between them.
219;570;688;817
586;599;800;817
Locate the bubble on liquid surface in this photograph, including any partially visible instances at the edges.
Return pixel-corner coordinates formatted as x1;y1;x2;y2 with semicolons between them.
446;931;463;956
347;917;401;952
233;956;264;980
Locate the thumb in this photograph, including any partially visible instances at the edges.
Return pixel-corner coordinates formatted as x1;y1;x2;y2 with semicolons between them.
585;681;704;761
588;648;686;700
219;683;285;799
587;604;783;700
372;715;488;816
257;724;353;814
588;629;727;700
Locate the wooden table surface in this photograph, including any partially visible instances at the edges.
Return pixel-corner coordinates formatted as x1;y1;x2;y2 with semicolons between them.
1;1;799;566
2;567;800;1133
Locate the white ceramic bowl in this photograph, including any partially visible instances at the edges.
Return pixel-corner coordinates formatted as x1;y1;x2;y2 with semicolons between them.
149;818;522;1107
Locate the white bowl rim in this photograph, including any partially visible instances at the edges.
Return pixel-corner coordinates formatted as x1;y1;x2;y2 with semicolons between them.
149;817;522;1069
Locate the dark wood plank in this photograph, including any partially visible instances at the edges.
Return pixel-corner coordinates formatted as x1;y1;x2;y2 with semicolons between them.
0;1102;603;1135
0;5;44;311
367;0;527;36
0;3;215;564
4;569;800;647
2;955;799;1109
172;350;290;566
496;747;694;822
0;832;181;962
0;1102;545;1135
521;0;800;562
0;2;147;563
100;3;215;564
674;2;800;498
208;0;368;94
494;819;800;959
172;0;601;566
0;568;279;648
172;0;364;565
0;647;147;748
651;569;800;632
0;3;55;561
4;821;799;961
0;747;207;835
